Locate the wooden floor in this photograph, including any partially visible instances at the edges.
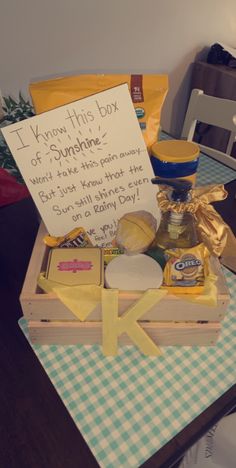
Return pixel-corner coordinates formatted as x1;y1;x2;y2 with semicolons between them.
0;178;236;468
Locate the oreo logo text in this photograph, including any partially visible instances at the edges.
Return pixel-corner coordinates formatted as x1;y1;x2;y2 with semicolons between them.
175;257;201;271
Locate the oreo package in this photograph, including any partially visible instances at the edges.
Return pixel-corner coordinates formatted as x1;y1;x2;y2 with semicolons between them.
163;243;209;287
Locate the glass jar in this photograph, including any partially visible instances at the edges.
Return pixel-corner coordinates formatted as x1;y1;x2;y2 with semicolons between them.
150;140;200;186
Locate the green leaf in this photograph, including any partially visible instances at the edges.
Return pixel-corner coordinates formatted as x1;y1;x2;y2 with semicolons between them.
3;96;10;109
8;96;17;107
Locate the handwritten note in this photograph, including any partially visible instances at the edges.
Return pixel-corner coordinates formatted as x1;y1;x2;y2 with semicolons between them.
2;84;160;246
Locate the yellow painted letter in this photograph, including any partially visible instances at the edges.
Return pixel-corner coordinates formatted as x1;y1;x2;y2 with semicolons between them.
102;289;167;356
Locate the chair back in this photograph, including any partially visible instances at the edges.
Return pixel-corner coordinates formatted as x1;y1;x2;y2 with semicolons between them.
181;89;236;170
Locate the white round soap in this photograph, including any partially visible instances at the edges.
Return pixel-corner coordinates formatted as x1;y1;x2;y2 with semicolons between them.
105;254;163;291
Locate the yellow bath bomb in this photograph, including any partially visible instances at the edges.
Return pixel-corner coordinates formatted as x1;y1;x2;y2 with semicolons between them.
115;211;157;254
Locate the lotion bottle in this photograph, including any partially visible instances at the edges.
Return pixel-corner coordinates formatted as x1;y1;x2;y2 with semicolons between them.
151;178;200;250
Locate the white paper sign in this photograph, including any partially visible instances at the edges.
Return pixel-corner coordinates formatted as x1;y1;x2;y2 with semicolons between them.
2;84;160;246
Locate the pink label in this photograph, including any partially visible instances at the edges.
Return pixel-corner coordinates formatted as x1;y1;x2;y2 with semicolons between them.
57;260;92;273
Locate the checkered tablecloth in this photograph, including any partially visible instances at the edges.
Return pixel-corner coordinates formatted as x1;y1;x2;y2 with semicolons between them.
196;154;236;186
19;135;236;467
19;266;236;468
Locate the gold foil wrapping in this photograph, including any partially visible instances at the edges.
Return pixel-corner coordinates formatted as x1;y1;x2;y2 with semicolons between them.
157;184;236;258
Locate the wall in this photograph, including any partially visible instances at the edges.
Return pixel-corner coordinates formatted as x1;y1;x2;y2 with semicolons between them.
1;0;236;136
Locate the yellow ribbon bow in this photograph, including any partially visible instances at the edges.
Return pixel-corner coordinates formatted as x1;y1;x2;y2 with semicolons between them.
157;184;236;258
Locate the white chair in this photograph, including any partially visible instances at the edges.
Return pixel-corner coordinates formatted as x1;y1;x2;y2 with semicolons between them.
182;88;236;272
181;88;236;170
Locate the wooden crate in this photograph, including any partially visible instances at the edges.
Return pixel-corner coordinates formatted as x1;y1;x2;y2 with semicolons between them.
20;222;230;347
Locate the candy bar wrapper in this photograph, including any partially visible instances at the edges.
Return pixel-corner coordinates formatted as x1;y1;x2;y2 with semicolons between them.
103;247;124;267
43;227;93;248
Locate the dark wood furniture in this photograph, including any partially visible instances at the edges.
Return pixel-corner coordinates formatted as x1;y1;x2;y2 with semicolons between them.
190;61;236;157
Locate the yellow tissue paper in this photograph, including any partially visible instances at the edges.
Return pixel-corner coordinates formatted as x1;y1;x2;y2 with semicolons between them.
38;273;101;321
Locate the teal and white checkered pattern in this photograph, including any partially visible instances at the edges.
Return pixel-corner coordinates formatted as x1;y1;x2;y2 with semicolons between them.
160;132;236;186
19;266;236;468
19;138;236;467
197;154;236;186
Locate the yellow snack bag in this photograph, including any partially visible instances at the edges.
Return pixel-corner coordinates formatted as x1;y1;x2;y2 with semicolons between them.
44;227;92;248
29;74;168;150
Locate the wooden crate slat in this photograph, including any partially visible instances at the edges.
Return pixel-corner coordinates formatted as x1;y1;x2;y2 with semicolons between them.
20;224;230;323
28;320;221;347
20;223;229;347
